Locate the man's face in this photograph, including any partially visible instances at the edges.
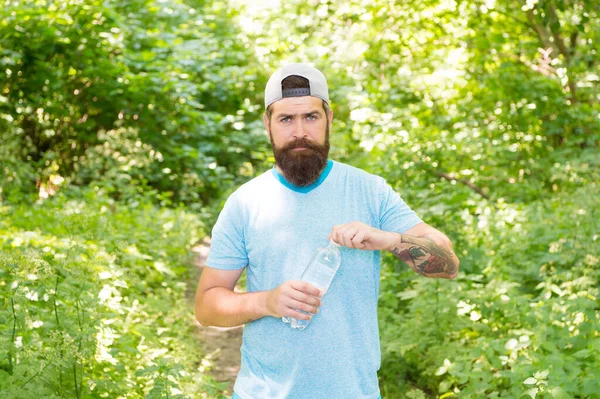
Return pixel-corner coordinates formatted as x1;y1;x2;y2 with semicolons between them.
263;96;333;186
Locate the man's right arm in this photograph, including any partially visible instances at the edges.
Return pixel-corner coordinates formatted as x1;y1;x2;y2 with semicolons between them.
195;267;267;327
194;266;322;327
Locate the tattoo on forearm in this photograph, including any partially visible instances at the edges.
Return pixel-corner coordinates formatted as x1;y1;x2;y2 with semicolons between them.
390;235;458;278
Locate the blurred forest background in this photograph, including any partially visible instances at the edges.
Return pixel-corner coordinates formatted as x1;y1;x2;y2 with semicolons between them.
1;0;599;398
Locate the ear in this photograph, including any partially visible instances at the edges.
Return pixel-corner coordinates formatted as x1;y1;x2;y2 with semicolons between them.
263;113;270;134
327;108;333;128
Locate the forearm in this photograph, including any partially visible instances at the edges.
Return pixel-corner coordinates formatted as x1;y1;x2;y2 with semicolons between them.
387;232;459;279
195;287;270;327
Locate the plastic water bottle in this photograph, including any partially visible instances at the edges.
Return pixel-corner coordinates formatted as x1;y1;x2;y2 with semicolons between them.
282;240;341;330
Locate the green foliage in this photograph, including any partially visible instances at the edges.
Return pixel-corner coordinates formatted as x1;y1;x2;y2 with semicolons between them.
0;0;270;207
235;0;599;204
0;126;37;203
378;184;600;398
0;188;227;398
1;0;599;397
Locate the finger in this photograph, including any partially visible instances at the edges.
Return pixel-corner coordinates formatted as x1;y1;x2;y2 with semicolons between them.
289;291;322;307
328;226;336;241
342;227;358;248
285;307;312;320
331;225;342;244
351;230;367;249
287;299;319;315
329;224;343;242
331;223;352;245
334;226;350;247
290;281;323;298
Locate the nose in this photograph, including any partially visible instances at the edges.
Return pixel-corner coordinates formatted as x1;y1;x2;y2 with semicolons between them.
292;118;308;139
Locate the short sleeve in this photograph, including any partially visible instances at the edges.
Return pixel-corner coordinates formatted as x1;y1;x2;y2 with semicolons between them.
206;193;249;270
377;177;423;234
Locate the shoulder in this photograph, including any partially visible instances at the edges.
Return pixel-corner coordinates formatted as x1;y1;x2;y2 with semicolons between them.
331;160;386;187
223;168;277;206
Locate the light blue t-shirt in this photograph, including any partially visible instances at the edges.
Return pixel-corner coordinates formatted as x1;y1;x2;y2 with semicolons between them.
207;160;422;399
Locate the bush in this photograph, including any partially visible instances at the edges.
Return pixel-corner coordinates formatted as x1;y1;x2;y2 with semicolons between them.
0;187;228;398
0;0;270;207
378;183;600;398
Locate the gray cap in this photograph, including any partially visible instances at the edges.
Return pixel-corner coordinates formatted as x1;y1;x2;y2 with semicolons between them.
264;63;329;108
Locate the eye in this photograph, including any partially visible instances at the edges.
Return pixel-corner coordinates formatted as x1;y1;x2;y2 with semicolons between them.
306;114;317;121
280;116;291;123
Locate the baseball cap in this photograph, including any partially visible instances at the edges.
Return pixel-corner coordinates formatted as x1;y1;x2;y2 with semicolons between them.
264;63;329;108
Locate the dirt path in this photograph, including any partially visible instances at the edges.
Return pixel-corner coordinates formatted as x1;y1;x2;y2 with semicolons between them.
190;238;243;396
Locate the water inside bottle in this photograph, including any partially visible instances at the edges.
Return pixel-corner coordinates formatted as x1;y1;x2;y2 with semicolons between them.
304;260;337;289
283;241;341;330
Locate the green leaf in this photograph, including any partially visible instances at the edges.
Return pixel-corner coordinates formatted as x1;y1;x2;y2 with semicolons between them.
525;387;539;398
549;386;571;399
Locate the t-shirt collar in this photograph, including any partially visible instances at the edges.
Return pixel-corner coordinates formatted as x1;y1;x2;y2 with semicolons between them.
271;160;334;193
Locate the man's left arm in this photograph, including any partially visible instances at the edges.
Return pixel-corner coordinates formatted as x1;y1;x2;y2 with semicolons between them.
388;222;459;279
329;221;459;279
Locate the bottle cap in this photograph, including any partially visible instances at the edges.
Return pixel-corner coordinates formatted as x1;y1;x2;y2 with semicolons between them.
329;239;340;247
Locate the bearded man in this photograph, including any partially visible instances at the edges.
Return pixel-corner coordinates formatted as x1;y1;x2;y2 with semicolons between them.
195;63;460;399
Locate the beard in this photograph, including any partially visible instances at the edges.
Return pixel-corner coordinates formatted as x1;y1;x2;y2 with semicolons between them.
270;125;330;187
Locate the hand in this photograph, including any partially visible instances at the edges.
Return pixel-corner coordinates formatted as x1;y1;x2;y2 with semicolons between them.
328;221;396;251
266;280;322;321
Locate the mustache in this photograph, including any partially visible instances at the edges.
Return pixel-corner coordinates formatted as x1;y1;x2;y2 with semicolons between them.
280;137;323;152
